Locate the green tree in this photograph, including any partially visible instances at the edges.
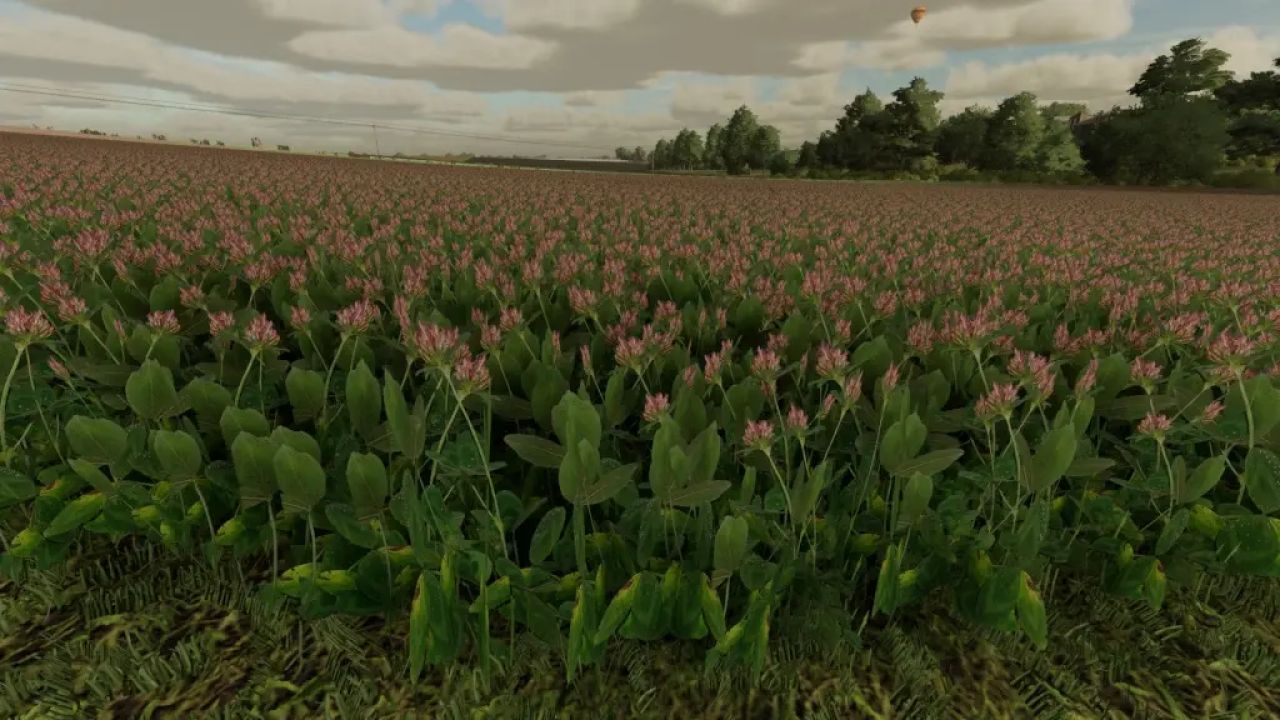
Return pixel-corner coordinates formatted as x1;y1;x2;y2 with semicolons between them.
1036;111;1085;174
670;129;704;170
768;151;792;176
1081;96;1229;184
703;123;724;170
615;147;631;160
632;147;648;162
1131;38;1234;101
983;92;1046;171
796;140;819;169
1217;57;1280;173
834;89;885;169
652;138;673;170
881;78;944;170
721;105;761;174
749;125;781;170
936;105;991;166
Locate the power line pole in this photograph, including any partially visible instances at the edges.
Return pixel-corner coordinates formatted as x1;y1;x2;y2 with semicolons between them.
372;124;381;157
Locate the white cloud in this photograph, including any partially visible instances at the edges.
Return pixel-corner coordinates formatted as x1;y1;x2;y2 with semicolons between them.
287;24;556;70
673;0;775;16
1204;26;1280;75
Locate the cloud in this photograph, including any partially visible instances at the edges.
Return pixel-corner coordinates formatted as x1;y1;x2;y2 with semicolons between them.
287;24;556;70
1204;26;1280;76
475;0;642;30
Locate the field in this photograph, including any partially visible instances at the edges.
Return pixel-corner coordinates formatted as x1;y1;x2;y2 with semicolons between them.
1;132;1279;717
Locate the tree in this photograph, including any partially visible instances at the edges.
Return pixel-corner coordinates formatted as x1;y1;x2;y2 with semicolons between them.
1217;57;1280;173
833;89;885;170
703;123;725;170
983;92;1046;171
1081;96;1229;184
652;138;673;169
796;141;819;169
721;106;761;174
749;125;781;170
632;147;648;162
671;129;704;169
880;78;944;170
615;147;632;160
1036;111;1085;174
1131;38;1233;101
768;151;792;176
936;105;991;166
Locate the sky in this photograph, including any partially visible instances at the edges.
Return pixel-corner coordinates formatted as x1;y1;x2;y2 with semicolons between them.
1;0;1278;157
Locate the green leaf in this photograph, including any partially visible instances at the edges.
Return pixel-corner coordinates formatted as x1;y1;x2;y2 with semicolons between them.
219;406;270;448
182;379;231;431
0;468;36;507
880;414;927;473
231;433;278;506
1244;447;1280;514
581;462;636;506
68;459;113;494
1245;376;1280;436
604;372;627;427
273;445;327;514
713;516;749;576
1015;572;1048;650
1028;425;1076;492
270;426;321;462
1156;509;1189;555
345;361;382;437
892;448;963;478
65;416;128;465
1177;455;1226;504
285;367;325;421
1064;457;1115;478
851;336;892;379
151;429;202;479
529;507;566;566
125;360;179;420
346;452;388;520
383;370;412;456
873;543;901;615
551;391;601;450
899;473;933;525
648;418;682;502
408;573;430;681
43;492;106;537
504;434;566;469
667;481;732;508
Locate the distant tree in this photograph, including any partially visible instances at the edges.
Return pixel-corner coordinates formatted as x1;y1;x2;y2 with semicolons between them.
748;125;781;170
1041;102;1089;120
880;78;944;170
217;140;225;147
703;123;725;170
1036;110;1085;174
200;139;211;146
1081;96;1229;184
833;89;885;169
936;105;991;166
251;137;263;148
721;106;761;174
670;129;704;169
1216;57;1280;173
652;138;673;169
1131;38;1234;101
796;140;819;169
277;144;290;152
615;147;631;160
632;146;647;162
767;151;792;176
982;92;1045;171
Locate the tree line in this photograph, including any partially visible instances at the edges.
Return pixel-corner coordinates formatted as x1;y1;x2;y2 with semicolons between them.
637;39;1279;186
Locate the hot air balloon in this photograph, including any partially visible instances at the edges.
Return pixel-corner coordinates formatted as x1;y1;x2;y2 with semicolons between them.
911;5;927;24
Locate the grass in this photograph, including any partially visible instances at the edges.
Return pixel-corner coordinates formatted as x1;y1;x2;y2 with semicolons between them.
1;540;1276;719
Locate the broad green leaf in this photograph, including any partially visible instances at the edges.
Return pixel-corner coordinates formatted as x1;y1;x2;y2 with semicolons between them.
346;452;388;520
851;336;892;379
220;406;270;448
1028;425;1076;492
270;426;321;462
594;577;637;645
686;423;721;488
182;379;231;431
714;516;749;575
529;507;566;566
68;459;113;494
231;433;278;506
667;481;732;508
65;416;128;465
1015;572;1048;650
873;543;901;615
286;367;325;421
649;418;682;501
274;445;327;513
0;468;36;507
43;492;106;537
1246;376;1280;436
1156;509;1189;555
125;360;179;420
383;370;411;455
604;372;627;427
504;434;566;469
1177;455;1226;504
900;473;933;525
581;462;637;506
892;448;963;478
1064;457;1114;478
151;429;202;478
1244;448;1280;514
408;573;430;681
880;414;927;473
345;361;382;437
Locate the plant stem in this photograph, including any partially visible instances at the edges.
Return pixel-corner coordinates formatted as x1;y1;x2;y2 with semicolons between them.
0;346;26;457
